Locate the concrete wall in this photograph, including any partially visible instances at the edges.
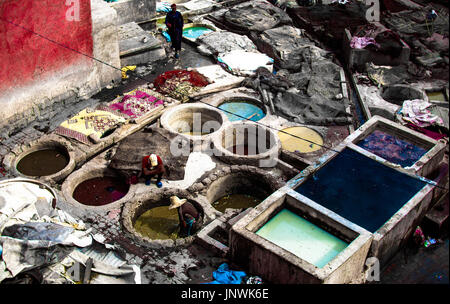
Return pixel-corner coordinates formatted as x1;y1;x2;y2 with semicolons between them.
286;138;444;268
343;27;410;72
109;0;156;25
0;0;121;136
230;188;373;284
0;0;94;91
343;116;447;177
91;0;122;89
371;176;437;266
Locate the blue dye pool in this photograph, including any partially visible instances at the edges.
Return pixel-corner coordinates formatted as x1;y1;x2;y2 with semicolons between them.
182;27;213;39
218;101;266;122
357;130;428;167
256;209;348;268
295;148;427;233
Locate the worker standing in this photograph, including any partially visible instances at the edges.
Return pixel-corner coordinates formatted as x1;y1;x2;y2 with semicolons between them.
140;154;165;187
165;3;184;59
169;196;203;237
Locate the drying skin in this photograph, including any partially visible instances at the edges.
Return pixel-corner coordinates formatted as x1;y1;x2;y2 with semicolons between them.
109;127;189;181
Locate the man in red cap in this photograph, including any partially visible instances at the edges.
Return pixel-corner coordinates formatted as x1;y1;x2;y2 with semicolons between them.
165;3;184;58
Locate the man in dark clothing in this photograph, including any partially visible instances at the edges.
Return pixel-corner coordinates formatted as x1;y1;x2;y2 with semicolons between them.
169;196;203;236
140;154;165;187
165;3;184;58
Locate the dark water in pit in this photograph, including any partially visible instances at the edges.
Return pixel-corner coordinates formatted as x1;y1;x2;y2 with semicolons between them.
17;149;69;176
357;129;428;168
134;205;180;240
72;176;129;206
227;144;260;155
295;148;427;233
212;194;262;213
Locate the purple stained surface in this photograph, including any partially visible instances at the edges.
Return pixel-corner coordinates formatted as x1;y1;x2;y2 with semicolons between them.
357;130;428;167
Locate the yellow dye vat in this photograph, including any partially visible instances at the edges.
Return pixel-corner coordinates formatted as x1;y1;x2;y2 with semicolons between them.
134;206;179;240
278;127;323;153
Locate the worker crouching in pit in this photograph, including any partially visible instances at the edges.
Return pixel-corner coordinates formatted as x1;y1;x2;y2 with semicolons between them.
169;196;203;237
140;154;165;188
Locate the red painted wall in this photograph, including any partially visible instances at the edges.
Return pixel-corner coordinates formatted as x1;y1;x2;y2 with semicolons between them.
0;0;93;91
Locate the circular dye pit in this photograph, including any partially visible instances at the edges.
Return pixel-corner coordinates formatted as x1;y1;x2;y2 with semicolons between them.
381;85;425;105
278;127;323;153
16;148;70;177
183;26;213;39
212;194;261;213
213;123;280;162
134;205;180;240
161;103;226;138
204;171;278;213
218;100;266;122
72;176;129;206
122;192;206;245
227;144;260;155
0;179;58;212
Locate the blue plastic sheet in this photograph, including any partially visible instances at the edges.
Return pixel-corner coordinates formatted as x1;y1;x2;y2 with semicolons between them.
205;263;247;284
162;31;171;42
157;2;172;12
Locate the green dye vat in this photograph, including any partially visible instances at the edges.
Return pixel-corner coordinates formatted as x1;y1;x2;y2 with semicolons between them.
212;194;261;213
256;209;348;268
182;27;213;39
134;206;179;240
427;91;447;102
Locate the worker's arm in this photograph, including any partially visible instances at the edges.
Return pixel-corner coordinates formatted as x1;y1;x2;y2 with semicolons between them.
145;161;164;175
142;167;153;176
141;156;150;176
178;208;187;228
165;13;172;28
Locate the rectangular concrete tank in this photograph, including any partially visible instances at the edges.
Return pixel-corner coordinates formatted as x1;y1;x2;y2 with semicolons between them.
344;116;446;177
288;141;439;267
230;189;373;284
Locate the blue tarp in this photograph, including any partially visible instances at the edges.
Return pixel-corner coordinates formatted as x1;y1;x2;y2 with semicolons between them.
162;31;171;42
204;263;247;284
157;2;172;12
